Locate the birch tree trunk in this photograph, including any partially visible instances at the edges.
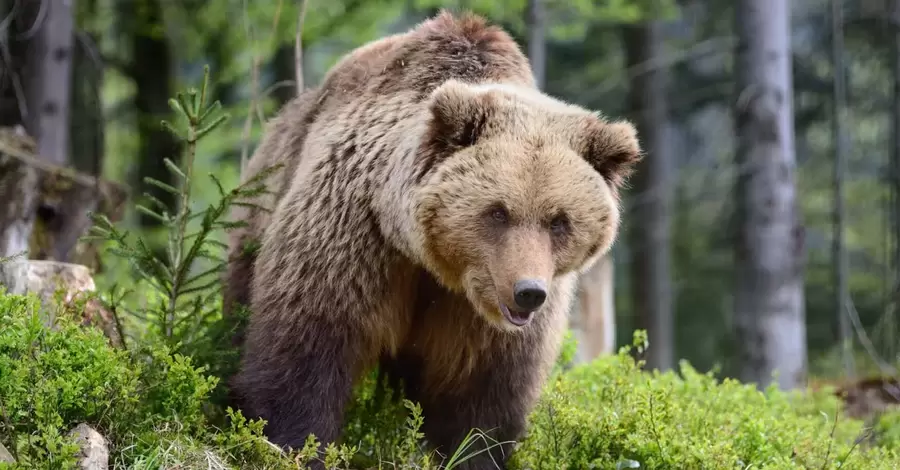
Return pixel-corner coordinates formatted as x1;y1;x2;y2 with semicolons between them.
574;255;617;361
733;0;807;391
526;0;546;89
23;0;76;166
622;21;674;371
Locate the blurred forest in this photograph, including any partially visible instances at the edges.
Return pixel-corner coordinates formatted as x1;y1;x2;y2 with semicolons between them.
1;0;899;394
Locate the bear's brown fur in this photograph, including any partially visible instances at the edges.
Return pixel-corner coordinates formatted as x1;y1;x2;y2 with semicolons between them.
224;10;641;469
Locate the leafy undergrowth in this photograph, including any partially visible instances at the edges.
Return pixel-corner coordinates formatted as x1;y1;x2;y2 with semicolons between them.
0;290;897;469
514;335;900;469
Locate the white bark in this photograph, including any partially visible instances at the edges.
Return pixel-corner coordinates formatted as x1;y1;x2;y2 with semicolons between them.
733;0;807;390
573;255;617;362
23;0;75;165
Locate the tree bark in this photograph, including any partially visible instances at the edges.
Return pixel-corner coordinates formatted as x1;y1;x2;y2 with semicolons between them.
892;0;900;295
0;0;29;127
127;0;181;229
574;255;617;361
272;44;297;108
622;21;675;371
830;0;853;377
22;0;76;166
733;0;807;390
526;0;546;89
70;5;105;178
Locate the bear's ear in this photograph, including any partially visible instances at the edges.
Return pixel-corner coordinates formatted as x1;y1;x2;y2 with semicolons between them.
579;118;643;190
425;80;490;150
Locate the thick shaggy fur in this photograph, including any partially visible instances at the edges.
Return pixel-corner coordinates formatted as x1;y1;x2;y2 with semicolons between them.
224;10;641;469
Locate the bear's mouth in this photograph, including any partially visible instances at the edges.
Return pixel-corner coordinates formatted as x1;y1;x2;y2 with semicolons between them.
498;301;534;327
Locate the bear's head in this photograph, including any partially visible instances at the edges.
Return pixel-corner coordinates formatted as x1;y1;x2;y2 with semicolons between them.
415;80;642;332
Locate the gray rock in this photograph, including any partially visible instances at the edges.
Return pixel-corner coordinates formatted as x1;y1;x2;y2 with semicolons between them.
68;423;108;470
0;259;122;348
0;441;14;463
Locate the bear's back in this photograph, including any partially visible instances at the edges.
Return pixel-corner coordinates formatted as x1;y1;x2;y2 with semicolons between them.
275;10;539;204
318;10;536;106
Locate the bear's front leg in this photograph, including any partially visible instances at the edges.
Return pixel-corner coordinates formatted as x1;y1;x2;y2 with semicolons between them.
419;348;548;470
230;200;411;466
233;318;362;452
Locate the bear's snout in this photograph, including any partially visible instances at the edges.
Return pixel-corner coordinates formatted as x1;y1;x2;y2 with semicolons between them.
513;278;547;311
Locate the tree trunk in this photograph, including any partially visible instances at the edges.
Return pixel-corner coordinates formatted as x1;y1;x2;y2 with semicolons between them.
70;1;105;178
272;44;298;108
0;0;29;127
128;0;181;228
22;0;76;166
526;0;546;89
573;255;617;361
831;0;853;377
892;0;900;296
733;0;807;391
622;21;675;371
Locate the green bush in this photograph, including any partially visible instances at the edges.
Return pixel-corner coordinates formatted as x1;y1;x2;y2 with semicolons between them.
876;410;900;450
0;288;379;469
512;333;900;469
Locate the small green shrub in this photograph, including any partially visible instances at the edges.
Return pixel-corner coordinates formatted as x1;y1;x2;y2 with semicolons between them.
876;410;900;450
511;332;900;470
0;288;369;469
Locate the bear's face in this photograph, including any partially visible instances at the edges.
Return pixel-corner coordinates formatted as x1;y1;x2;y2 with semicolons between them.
415;80;642;332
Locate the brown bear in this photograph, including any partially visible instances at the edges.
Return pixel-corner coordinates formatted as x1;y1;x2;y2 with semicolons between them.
224;10;642;469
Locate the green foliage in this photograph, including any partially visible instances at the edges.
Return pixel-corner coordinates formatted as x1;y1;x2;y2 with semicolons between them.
84;67;280;384
511;332;900;470
0;288;363;469
876;411;900;450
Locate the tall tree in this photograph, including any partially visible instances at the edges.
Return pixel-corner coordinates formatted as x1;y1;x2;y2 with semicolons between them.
892;0;900;294
526;0;546;89
622;21;675;371
733;0;807;390
0;0;28;127
831;0;853;377
126;0;181;230
22;0;76;166
71;0;104;177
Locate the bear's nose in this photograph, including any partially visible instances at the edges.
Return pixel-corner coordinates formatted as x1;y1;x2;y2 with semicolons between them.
513;279;547;311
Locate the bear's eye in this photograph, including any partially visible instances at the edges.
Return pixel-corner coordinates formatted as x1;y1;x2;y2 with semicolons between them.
549;214;569;236
489;206;509;225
